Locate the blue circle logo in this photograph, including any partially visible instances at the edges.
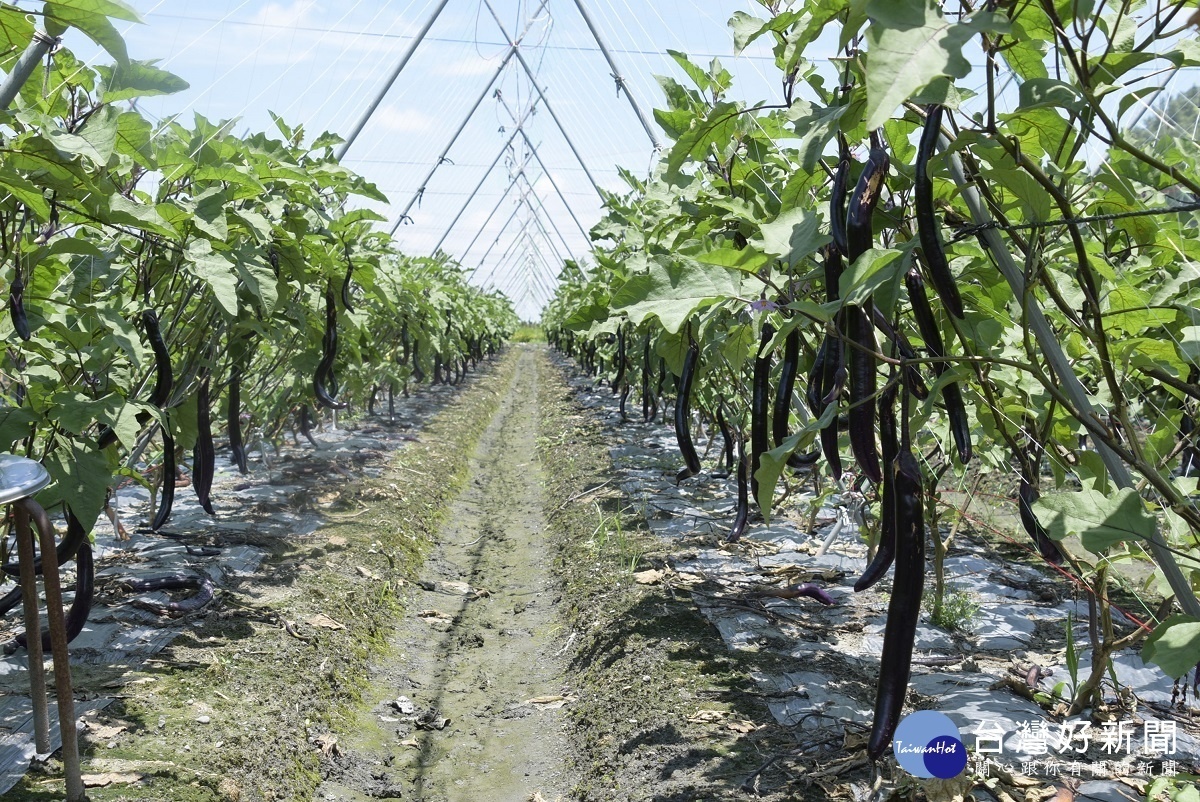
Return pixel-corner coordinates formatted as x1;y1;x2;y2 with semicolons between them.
892;711;967;779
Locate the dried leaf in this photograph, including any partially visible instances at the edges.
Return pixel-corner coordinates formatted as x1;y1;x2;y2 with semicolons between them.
726;720;760;733
687;709;725;723
633;569;666;585
307;613;345;630
82;772;142;788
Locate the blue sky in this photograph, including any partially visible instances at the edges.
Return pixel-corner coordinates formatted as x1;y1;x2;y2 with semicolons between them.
49;0;807;319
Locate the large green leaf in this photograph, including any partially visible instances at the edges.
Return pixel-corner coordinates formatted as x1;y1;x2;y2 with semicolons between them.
107;193;177;237
45;3;128;63
0;6;34;51
611;258;751;334
187;239;239;318
1031;487;1158;553
754;207;829;269
1142;615;1200;679
98;60;189;103
864;0;1006;130
45;0;141;22
44;437;112;535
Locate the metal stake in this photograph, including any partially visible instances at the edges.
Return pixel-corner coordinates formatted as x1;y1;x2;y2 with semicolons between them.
569;0;661;149
0;30;57;110
12;505;49;754
483;0;604;198
24;499;83;800
335;0;453;161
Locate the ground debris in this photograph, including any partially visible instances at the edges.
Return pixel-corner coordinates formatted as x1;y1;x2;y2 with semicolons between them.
633;568;666;584
312;733;340;756
307;613;345;630
81;771;143;788
687;709;726;723
525;694;576;709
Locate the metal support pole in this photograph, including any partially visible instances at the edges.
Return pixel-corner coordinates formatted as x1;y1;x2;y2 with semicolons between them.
524;199;568;266
389;0;551;235
513;128;592;242
335;0;453;161
483;0;604;198
431;101;540;254
489;220;535;279
475;207;531;278
942;139;1200;619
487;249;526;294
25;499;83;800
526;242;562;295
13;505;49;754
0;30;57;110
521;196;571;280
494;92;594;243
388;50;515;234
569;0;661;149
461;172;528;261
517;171;577;261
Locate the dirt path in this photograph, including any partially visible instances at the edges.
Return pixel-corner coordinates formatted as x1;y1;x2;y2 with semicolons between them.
318;346;571;802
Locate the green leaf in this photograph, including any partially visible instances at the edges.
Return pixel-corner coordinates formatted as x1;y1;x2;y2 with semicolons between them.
107;193;177;238
113;110;154;167
839;247;906;307
0;406;38;452
665;100;742;183
234;254;277;316
0;6;33;51
44;437;112;535
1142;614;1200;679
1017;78;1085;114
694;246;770;273
611;257;752;334
1031;487;1158;553
44;0;141;22
186;239;239;318
754;404;837;521
668;50;714;93
45;4;128;63
76;103;120;165
864;0;1007;130
98;60;189;102
754;207;829;269
0;167;50;218
191;187;229;241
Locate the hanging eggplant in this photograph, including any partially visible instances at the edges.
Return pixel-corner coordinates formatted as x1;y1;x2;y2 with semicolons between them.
674;338;702;482
192;376;215;514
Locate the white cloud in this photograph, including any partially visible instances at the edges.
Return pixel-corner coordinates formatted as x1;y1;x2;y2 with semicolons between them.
371;105;436;134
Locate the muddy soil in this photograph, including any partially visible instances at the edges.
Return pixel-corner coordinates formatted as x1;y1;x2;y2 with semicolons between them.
317;347;571;802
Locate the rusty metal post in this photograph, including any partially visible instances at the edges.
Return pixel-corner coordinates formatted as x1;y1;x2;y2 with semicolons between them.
12;504;49;753
23;498;83;801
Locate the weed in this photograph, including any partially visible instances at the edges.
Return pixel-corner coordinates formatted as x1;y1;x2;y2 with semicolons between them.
925;583;980;632
587;500;645;575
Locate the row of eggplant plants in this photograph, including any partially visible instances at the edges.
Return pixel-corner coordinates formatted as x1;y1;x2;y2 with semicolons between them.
0;3;518;642
543;0;1200;768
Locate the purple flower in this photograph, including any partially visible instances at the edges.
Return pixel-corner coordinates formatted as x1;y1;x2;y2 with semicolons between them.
749;298;778;313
